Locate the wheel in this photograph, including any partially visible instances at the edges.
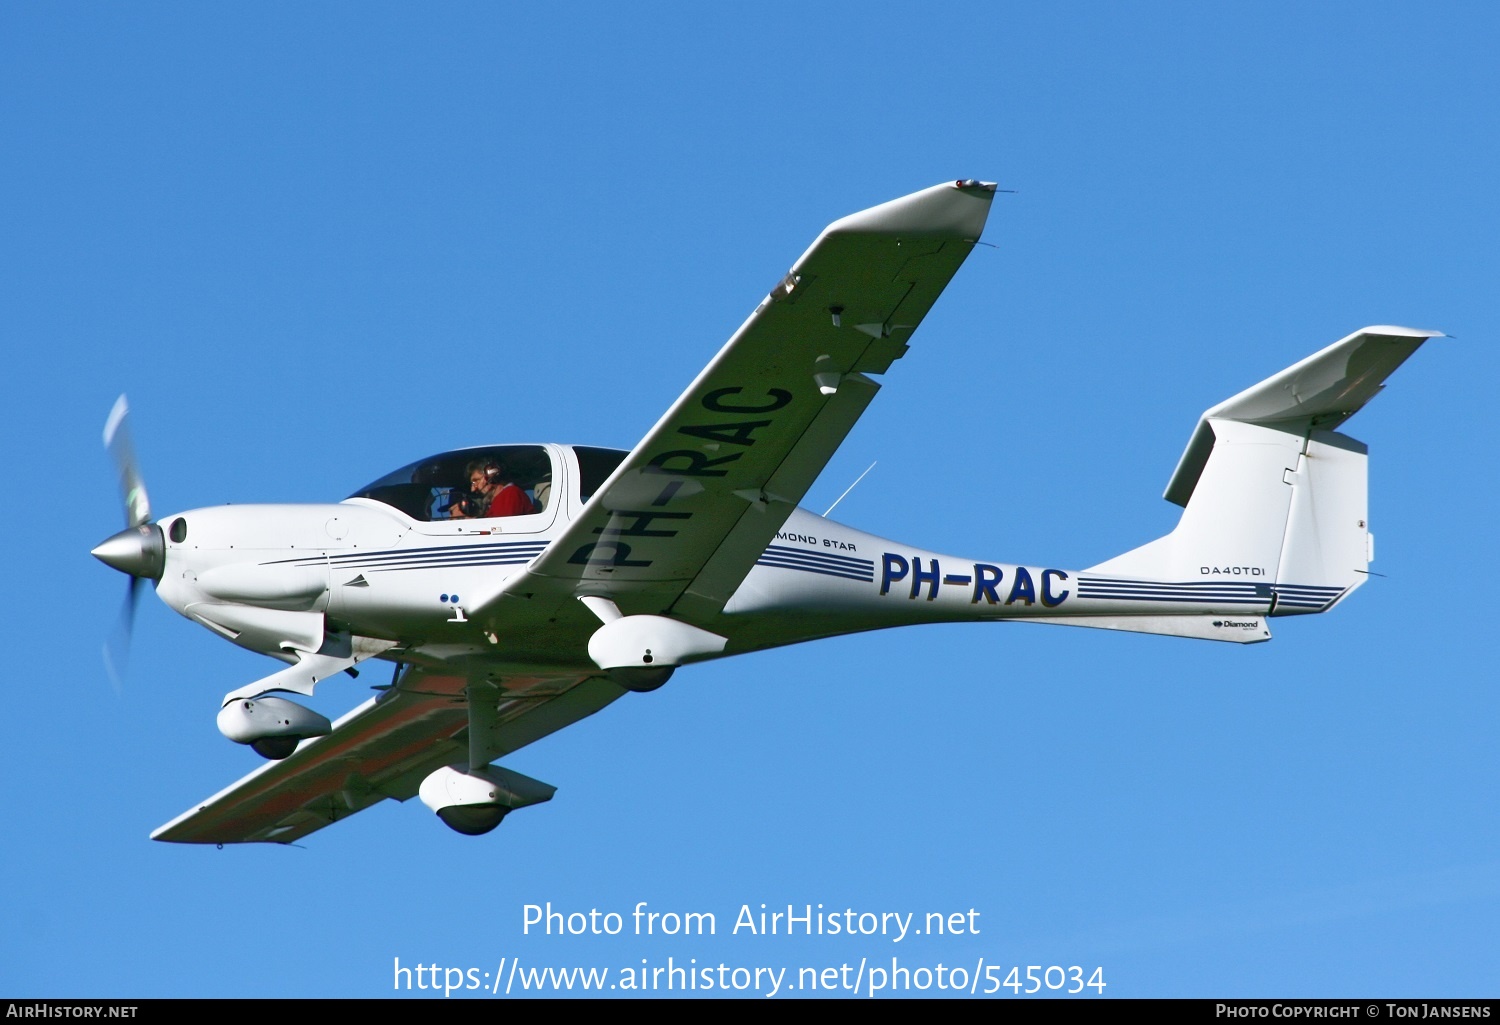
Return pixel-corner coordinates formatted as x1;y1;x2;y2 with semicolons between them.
436;805;509;836
608;666;675;693
250;736;299;760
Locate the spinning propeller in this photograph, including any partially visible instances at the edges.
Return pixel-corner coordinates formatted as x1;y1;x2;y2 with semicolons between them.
92;396;165;689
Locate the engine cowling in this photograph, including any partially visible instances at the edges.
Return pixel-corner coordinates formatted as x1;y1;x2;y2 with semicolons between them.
216;695;332;760
419;765;557;836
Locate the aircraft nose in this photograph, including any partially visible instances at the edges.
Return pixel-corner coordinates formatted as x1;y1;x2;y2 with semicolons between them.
92;523;166;580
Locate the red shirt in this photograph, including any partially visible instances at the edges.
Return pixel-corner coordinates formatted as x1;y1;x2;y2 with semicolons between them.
486;483;534;517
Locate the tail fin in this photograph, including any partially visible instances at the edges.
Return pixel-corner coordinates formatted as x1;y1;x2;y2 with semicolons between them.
1089;326;1440;614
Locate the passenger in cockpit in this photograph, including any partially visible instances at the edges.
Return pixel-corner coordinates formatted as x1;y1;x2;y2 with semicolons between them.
451;459;534;519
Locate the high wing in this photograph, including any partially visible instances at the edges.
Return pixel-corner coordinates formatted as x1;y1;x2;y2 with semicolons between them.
493;180;997;625
152;666;617;844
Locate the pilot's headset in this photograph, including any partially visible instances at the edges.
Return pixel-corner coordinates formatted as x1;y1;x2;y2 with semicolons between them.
481;462;503;485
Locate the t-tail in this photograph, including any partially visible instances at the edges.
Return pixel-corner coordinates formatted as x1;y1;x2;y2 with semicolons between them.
1056;325;1440;642
730;326;1439;649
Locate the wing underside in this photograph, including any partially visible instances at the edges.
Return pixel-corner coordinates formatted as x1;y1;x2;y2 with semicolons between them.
153;666;619;844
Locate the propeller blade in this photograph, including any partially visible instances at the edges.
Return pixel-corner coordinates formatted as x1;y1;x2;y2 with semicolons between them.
101;395;155;691
104;576;141;694
104;395;152;529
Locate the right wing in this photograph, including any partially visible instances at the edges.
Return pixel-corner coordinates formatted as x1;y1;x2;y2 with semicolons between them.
151;665;620;844
489;180;997;626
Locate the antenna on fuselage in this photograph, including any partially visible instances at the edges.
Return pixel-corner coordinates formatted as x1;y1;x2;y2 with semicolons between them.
822;461;877;518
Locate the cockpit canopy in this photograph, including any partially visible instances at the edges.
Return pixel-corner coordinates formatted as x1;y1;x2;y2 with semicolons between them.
347;445;628;522
348;445;554;522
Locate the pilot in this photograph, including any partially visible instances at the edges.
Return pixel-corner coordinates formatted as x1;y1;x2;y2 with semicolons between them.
452;459;534;519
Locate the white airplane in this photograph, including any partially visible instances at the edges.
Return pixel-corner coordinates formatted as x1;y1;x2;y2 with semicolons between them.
93;180;1439;844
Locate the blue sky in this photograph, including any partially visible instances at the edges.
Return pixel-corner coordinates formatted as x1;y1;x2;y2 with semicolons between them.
3;2;1497;999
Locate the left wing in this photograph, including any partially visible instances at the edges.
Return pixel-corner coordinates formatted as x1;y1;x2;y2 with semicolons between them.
152;665;618;844
495;180;996;624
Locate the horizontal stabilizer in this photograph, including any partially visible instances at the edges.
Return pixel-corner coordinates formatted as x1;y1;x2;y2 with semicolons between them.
1165;326;1441;507
1022;614;1271;644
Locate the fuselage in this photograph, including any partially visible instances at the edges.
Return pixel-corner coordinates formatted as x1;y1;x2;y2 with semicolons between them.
145;443;1300;678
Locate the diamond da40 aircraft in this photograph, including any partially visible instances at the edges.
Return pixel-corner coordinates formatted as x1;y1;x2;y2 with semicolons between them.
92;180;1439;844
